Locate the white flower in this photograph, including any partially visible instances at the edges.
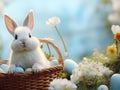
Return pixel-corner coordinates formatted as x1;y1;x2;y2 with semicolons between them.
108;13;120;24
46;17;60;28
71;58;113;84
49;78;77;90
111;0;120;11
0;0;4;14
111;25;120;34
108;0;120;24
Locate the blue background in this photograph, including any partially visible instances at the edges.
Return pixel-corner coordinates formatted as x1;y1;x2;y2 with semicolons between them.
0;0;112;62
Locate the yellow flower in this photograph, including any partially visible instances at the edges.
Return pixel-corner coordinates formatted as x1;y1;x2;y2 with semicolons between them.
64;88;68;90
107;45;116;55
103;0;110;3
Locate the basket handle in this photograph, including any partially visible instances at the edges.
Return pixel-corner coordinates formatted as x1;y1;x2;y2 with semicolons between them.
0;60;7;64
39;39;64;67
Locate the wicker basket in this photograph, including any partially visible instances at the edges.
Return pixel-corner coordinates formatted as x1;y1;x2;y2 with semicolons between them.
0;39;64;90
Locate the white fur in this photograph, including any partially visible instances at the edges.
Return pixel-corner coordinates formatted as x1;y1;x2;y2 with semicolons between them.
4;11;50;73
8;27;50;73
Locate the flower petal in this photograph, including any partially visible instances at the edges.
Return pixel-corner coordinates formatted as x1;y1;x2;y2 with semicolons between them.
46;16;60;28
111;25;117;34
111;25;120;34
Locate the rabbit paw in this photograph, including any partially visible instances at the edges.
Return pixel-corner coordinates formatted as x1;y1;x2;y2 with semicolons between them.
32;63;44;72
8;64;16;73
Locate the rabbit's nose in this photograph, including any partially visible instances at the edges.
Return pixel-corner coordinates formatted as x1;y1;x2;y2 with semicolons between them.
21;41;26;47
22;41;25;45
22;42;26;47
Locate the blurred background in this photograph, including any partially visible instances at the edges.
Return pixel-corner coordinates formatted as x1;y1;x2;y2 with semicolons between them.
0;0;117;62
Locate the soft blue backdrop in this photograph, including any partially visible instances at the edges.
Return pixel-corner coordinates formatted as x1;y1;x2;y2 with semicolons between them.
0;0;112;62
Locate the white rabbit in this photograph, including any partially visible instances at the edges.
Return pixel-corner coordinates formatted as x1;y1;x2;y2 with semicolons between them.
4;10;50;73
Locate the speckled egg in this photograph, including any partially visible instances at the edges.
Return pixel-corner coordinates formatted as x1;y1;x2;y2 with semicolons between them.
97;85;108;90
64;59;78;75
0;64;9;72
15;67;24;72
25;68;32;72
0;68;5;73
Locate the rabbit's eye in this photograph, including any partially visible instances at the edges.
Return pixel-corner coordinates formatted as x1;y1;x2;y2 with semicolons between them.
29;33;31;38
15;34;18;40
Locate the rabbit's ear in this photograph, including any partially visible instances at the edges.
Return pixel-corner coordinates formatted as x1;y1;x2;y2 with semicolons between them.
4;15;17;35
23;10;34;30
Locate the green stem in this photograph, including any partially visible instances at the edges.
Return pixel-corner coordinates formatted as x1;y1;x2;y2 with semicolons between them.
47;44;51;57
83;76;87;90
95;76;98;90
118;40;120;56
55;26;67;53
116;40;119;56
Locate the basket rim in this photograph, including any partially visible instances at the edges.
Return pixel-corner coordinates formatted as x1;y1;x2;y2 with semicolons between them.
0;63;63;75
